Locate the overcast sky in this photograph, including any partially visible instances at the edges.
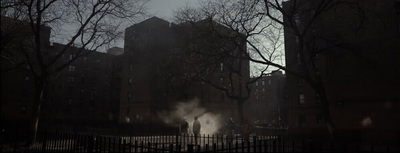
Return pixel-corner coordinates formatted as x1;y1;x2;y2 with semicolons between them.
146;0;200;22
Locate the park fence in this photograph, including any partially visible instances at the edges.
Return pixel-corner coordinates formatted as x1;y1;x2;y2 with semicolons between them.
2;130;399;152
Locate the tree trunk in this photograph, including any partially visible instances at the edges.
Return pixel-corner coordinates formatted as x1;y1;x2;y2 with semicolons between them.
237;101;244;124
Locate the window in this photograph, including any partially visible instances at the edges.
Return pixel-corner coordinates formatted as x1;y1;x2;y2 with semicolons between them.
130;64;133;71
255;81;258;86
129;78;132;85
128;92;131;100
294;14;300;26
296;53;301;64
83;57;88;62
80;76;85;83
262;88;265;92
299;115;306;127
68;98;73;105
315;92;321;102
316;114;324;124
19;106;27;115
298;93;305;104
69;65;75;72
67;76;74;83
25;76;30;81
220;63;224;71
268;80;271;85
220;77;224;85
297;79;304;86
262;81;265;85
69;54;73;60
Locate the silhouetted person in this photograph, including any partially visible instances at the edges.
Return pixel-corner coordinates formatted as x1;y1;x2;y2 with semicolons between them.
227;117;236;142
241;119;252;145
181;117;189;135
193;116;201;145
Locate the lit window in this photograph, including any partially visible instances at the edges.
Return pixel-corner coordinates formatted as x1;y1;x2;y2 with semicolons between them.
293;14;300;26
220;63;224;71
298;93;305;104
255;81;258;86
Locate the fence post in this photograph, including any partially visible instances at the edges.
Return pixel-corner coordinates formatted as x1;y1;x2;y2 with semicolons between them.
309;140;314;153
123;139;126;153
213;143;216;153
253;136;257;152
87;135;94;153
187;144;194;153
42;131;47;153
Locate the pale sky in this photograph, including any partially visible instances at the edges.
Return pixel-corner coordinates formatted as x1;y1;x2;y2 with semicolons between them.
146;0;200;22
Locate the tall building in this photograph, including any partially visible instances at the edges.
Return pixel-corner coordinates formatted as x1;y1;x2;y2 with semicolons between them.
121;17;250;125
283;0;400;140
42;43;122;128
246;70;287;127
1;16;51;131
2;16;250;132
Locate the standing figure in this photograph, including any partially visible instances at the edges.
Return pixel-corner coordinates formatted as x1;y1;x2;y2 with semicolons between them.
181;117;189;135
192;116;201;145
241;119;252;145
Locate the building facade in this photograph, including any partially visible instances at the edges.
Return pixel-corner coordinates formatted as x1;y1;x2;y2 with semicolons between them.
245;70;286;128
283;0;400;140
121;17;250;126
2;16;250;132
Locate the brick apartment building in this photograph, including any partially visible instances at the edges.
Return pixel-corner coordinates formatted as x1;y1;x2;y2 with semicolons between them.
283;0;400;140
2;16;250;131
42;43;122;128
245;70;287;128
121;17;250;125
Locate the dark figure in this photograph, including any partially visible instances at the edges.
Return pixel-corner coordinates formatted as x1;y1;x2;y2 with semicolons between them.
227;118;236;142
241;119;252;145
181;118;189;135
192;116;201;145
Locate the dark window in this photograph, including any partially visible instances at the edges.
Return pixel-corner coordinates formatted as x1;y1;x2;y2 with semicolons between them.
315;92;321;102
297;79;304;86
317;114;324;124
19;106;27;115
299;115;306;127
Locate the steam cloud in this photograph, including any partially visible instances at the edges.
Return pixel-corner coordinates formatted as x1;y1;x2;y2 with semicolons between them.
158;98;223;135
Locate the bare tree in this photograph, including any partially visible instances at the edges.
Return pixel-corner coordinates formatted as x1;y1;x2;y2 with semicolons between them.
174;1;285;124
173;0;397;137
1;0;147;142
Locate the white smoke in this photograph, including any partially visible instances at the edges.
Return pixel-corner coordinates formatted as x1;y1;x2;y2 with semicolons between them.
158;97;223;135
